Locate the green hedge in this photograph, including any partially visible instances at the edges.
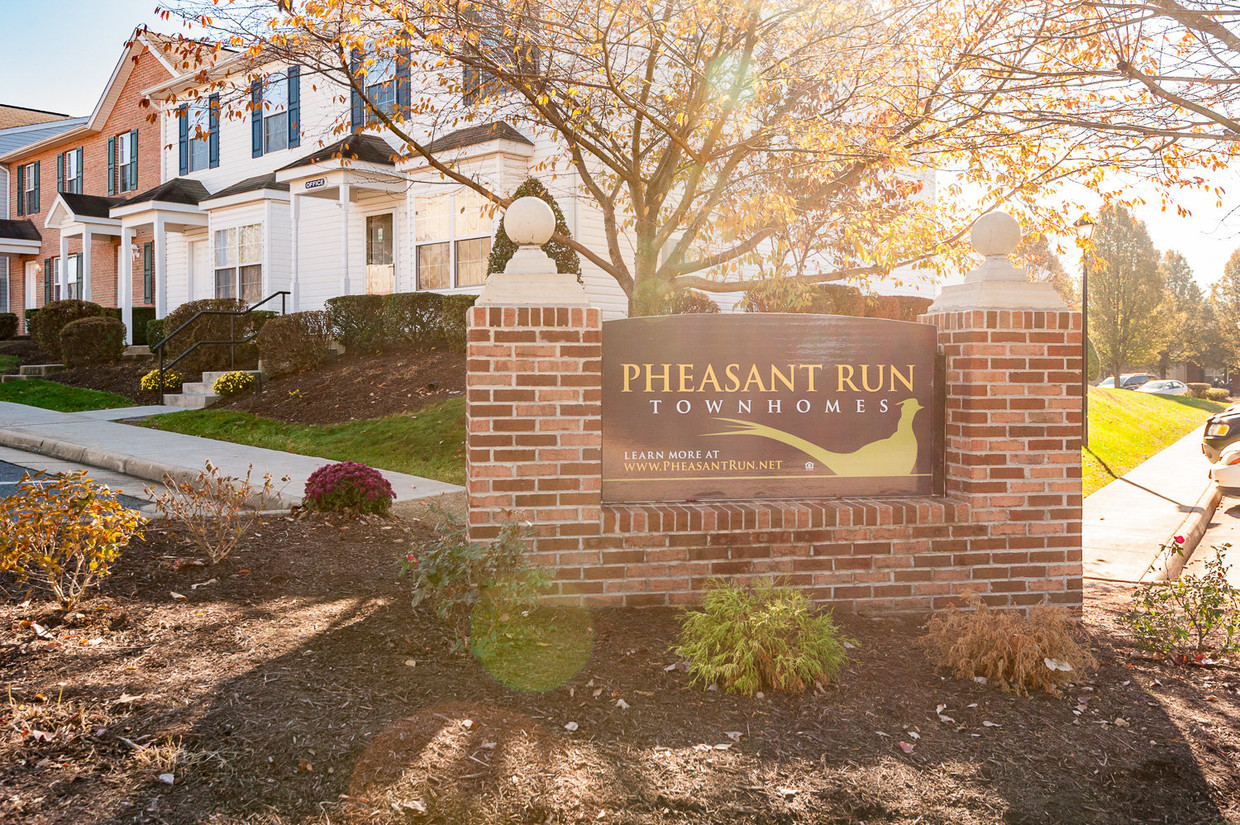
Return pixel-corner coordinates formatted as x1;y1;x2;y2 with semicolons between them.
0;313;17;340
35;300;110;359
325;292;478;354
131;307;157;346
60;316;126;367
256;311;332;377
24;309;38;338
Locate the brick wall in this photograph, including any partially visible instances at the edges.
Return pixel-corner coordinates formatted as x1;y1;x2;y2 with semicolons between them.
4;44;168;332
466;304;1083;614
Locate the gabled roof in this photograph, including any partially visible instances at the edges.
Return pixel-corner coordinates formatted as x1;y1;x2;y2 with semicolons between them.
0;219;40;242
0;105;70;130
204;173;289;201
0;117;87;156
59;192;125;220
120;177;212;207
426;122;533;153
277;133;403;171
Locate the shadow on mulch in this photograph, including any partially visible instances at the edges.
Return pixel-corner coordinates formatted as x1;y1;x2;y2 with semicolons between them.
2;514;1229;824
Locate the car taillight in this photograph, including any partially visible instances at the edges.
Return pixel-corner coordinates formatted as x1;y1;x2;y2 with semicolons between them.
1207;423;1231;437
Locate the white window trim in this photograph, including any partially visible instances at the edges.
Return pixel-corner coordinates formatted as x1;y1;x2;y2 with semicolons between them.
414;189;494;291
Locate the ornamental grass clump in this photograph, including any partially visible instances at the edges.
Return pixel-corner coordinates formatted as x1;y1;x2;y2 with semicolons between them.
920;594;1096;697
140;369;183;393
303;461;395;515
675;578;851;695
0;471;144;610
212;371;256;398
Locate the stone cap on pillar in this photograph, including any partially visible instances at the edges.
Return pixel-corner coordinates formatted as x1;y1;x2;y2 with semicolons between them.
927;211;1068;313
477;196;591;307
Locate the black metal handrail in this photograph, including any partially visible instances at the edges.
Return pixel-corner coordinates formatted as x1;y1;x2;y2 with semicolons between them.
154;291;290;404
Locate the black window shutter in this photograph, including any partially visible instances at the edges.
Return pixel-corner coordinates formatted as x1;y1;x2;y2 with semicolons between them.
397;41;411;117
44;259;52;304
76;147;84;191
178;106;189;175
143;242;154;303
350;49;364;131
288;65;301;148
129;129;138;190
31;161;39;213
208;94;220;168
108;136;117;195
56;153;64;193
251;79;263;158
74;253;83;296
16;165;24;217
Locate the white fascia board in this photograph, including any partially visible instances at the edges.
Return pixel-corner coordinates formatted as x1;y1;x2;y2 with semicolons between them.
200;189;292;212
398;140;536;173
275;160;405;185
112;201;210;225
0;238;40;255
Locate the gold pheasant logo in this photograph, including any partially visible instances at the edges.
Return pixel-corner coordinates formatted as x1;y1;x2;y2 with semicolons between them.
705;398;925;477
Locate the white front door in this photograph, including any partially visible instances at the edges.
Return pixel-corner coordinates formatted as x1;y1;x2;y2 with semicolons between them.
188;239;210;302
25;262;36;309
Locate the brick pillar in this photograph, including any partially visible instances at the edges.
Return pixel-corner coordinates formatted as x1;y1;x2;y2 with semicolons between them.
466;306;603;566
925;308;1084;610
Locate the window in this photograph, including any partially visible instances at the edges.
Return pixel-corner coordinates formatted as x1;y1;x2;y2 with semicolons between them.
214;224;263;303
350;47;408;131
16;161;39;216
367;56;399;124
143;242;154;304
43;257;59;304
415;189;493;290
57;148;84;194
252;67;300;157
64;254;84;300
179;96;219;174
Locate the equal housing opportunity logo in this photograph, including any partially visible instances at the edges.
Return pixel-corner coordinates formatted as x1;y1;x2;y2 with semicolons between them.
600;315;941;503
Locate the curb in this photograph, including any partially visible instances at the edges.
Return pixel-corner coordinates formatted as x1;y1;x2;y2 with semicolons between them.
1145;479;1223;582
0;426;301;510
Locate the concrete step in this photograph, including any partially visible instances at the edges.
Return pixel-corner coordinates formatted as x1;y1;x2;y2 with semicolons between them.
162;392;218;409
201;369;263;384
19;363;63;376
1;374;33;383
122;346;150;358
179;381;216;396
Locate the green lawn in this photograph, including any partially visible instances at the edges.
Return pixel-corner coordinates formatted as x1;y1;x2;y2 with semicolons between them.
140;396;467;485
0;355;19;375
0;379;133;412
1083;387;1227;496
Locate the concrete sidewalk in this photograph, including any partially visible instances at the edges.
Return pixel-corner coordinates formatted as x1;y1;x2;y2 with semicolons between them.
1083;424;1220;583
0;401;463;509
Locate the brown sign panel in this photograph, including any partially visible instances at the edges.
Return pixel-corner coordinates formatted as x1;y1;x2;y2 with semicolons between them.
601;314;940;502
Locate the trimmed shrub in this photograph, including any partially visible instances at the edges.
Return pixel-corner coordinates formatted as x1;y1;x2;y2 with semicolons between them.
384;292;445;350
1208;387;1231;402
162;298;252;373
24;308;39;338
256;311;332;377
212;370;257;398
488;177;583;282
146;318;166;353
325;294;387;353
1187;382;1211;399
60;316;126;367
633;279;721;316
34;299;108;359
131;307;157;346
919;594;1096;697
676;578;851;695
140;369;183;393
304;461;395;515
250;309;278;335
437;294;478;351
0;313;17;340
1124;543;1240;660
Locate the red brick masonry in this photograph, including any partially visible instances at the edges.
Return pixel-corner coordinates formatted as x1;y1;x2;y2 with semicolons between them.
466;305;1083;614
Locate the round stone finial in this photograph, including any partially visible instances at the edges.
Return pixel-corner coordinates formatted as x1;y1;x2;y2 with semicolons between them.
505;196;555;246
970;211;1021;257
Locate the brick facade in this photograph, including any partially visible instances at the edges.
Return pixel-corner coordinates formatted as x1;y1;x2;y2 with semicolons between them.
466;305;1083;614
4;44;168;331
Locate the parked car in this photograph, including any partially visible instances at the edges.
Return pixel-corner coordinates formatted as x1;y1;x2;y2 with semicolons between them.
1210;442;1240;495
1203;403;1240;462
1136;379;1188;396
1096;373;1157;389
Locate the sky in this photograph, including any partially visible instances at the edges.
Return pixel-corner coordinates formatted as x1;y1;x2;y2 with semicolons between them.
2;1;1238;293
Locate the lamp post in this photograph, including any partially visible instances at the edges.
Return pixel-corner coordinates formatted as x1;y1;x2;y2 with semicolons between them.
1075;215;1095;448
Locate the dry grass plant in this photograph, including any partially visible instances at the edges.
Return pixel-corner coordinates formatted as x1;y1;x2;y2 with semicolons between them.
919;594;1096;697
150;461;280;564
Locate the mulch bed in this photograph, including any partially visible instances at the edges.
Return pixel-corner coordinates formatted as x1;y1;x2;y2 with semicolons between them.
1;518;1237;825
214;349;466;425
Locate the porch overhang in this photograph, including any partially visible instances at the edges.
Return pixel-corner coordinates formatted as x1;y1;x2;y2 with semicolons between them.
0;219;41;255
112;201;209;233
45;192;125;237
276;164;406;199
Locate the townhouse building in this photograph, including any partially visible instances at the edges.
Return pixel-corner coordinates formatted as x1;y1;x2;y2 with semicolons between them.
0;33;178;335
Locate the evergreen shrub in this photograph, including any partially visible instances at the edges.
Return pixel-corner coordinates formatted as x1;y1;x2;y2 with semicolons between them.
59;316;126;367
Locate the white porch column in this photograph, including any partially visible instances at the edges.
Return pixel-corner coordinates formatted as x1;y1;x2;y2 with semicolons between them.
81;227;92;302
120;227;134;344
339;184;351;295
154;215;168;317
290;192;301;311
58;234;68;301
